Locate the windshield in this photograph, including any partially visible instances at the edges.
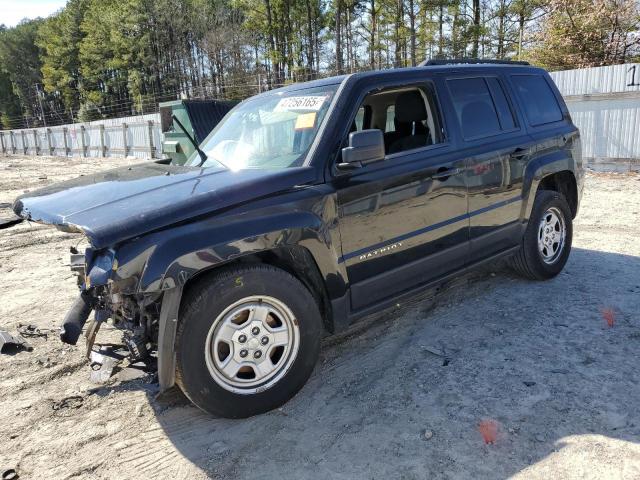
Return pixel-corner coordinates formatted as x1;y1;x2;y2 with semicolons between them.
186;84;339;170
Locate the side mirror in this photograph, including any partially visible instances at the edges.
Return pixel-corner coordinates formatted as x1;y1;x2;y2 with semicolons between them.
338;129;385;170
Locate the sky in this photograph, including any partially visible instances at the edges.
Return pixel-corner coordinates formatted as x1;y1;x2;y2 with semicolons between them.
1;0;67;27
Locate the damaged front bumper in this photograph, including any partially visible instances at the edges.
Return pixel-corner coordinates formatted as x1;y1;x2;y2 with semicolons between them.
59;248;115;347
61;247;163;367
57;230;183;391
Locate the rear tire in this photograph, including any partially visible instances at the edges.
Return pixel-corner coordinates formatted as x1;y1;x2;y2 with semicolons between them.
511;190;573;280
175;265;322;418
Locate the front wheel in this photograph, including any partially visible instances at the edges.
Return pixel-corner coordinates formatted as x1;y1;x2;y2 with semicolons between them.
511;190;573;280
175;265;323;418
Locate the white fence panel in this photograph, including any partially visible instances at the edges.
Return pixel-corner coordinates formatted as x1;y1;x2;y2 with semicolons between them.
566;97;640;159
550;63;640;170
550;64;640;97
0;113;162;160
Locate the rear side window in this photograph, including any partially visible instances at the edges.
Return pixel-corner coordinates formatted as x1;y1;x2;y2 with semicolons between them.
511;74;563;126
447;77;502;140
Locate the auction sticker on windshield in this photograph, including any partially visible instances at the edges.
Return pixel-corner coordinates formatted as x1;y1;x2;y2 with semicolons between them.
275;95;327;112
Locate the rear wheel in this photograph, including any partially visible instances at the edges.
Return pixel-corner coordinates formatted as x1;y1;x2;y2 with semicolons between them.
175;265;322;418
511;190;573;280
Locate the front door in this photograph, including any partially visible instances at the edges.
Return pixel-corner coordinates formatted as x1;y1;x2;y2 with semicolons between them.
333;82;468;312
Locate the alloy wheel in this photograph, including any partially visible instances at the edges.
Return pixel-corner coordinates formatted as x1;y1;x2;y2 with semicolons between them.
204;296;300;394
537;206;566;264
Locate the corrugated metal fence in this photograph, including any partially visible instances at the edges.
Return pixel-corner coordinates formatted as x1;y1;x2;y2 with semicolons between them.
549;64;640;171
0;113;162;159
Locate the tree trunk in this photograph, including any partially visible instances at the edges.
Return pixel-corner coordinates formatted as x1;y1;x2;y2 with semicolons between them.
472;0;480;58
369;0;377;69
497;1;505;59
346;7;352;71
451;9;458;57
335;0;343;73
306;0;315;78
438;2;444;57
394;0;403;67
517;12;525;60
409;0;416;65
264;0;277;87
285;0;294;80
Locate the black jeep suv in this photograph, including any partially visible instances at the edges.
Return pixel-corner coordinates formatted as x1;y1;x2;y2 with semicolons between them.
14;61;583;418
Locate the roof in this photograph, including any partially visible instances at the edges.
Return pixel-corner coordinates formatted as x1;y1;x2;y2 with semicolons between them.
266;75;350;95
346;63;542;83
419;59;530;66
255;62;544;98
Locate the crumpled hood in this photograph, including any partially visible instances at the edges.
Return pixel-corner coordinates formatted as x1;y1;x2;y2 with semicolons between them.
13;162;316;248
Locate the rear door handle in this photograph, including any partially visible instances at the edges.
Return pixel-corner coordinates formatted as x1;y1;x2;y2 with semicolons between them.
431;167;461;180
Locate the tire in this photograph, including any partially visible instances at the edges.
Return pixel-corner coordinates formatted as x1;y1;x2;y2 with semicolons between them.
175;265;323;418
511;190;573;280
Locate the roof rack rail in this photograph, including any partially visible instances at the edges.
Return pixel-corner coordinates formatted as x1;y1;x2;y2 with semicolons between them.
419;58;530;66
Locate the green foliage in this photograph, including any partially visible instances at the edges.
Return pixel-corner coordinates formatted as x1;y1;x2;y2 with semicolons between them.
37;0;88;113
0;68;22;128
0;0;638;128
530;0;640;70
77;99;102;121
0;20;46;125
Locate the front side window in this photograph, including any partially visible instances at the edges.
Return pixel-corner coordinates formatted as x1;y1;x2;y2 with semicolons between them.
350;84;444;156
188;84;338;170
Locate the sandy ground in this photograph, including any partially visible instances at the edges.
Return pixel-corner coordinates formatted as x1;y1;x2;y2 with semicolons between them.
1;155;639;480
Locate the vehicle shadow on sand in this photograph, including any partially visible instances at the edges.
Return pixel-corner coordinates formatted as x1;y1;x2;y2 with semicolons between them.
132;247;640;479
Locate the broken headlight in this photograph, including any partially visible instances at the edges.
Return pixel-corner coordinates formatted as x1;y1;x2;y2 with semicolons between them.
86;249;116;288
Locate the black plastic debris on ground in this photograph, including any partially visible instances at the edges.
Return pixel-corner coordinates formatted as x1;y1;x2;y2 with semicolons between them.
0;330;31;354
2;467;19;480
52;395;84;411
17;323;50;339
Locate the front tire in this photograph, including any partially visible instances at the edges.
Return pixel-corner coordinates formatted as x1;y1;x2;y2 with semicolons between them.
175;265;323;418
511;190;573;280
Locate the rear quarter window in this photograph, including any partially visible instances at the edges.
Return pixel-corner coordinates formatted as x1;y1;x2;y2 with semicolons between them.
511;74;563;126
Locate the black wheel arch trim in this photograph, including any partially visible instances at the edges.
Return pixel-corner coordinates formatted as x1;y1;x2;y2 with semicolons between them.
521;150;582;224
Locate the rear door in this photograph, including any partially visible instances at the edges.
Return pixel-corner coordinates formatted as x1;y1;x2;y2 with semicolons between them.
333;79;469;312
445;74;532;262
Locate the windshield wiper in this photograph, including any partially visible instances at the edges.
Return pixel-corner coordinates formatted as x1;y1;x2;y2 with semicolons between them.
171;114;210;167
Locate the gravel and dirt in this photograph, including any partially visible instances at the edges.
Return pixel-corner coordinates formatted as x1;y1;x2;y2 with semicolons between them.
1;155;639;480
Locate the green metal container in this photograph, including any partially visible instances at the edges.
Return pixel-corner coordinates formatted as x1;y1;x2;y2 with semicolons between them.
159;99;237;165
